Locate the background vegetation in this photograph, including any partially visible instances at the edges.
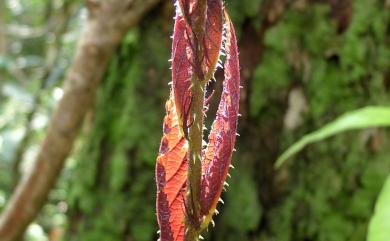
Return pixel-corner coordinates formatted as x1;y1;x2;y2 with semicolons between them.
0;0;390;240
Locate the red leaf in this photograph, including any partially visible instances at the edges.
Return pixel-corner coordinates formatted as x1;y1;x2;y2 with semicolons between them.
156;96;188;241
171;0;223;135
157;2;240;239
176;0;193;19
204;0;223;75
171;10;193;136
200;12;240;216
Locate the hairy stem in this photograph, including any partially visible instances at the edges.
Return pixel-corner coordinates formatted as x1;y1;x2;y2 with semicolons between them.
186;0;207;240
186;76;206;240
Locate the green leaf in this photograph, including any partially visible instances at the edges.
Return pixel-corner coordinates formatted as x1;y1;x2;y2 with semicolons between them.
275;106;390;168
367;174;390;241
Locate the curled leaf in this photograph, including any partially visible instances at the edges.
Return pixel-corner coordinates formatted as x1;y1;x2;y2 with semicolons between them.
156;96;188;241
201;12;240;217
171;10;193;137
157;2;240;240
172;0;223;136
204;0;223;76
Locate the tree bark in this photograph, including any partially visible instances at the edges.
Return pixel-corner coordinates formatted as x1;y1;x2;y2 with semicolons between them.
0;1;160;240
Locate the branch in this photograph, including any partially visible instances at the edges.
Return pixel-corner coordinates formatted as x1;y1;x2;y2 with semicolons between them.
0;0;160;240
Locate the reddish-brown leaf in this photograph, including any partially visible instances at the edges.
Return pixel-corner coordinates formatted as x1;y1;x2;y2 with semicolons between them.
156;96;188;241
157;2;240;239
200;12;240;216
176;0;193;20
171;10;193;137
171;0;223;135
204;0;223;75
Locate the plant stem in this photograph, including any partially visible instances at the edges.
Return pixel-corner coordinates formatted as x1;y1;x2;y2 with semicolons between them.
186;75;206;240
185;0;207;240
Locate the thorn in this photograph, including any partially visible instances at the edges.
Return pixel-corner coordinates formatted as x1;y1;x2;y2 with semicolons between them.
238;113;242;117
236;133;240;136
224;182;229;187
215;209;219;215
227;173;231;178
199;235;204;240
211;219;215;227
230;164;235;169
239;85;244;89
223;187;227;192
182;142;188;150
219;198;224;204
205;89;216;105
157;230;160;234
233;148;237;152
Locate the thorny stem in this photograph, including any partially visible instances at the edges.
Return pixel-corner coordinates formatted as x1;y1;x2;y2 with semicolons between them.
186;76;206;240
186;0;207;240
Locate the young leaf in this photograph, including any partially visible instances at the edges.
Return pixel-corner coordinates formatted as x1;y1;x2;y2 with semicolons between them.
171;10;193;137
171;0;223;136
204;0;223;76
275;106;390;168
200;12;240;218
367;174;390;241
156;1;240;240
156;96;188;241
